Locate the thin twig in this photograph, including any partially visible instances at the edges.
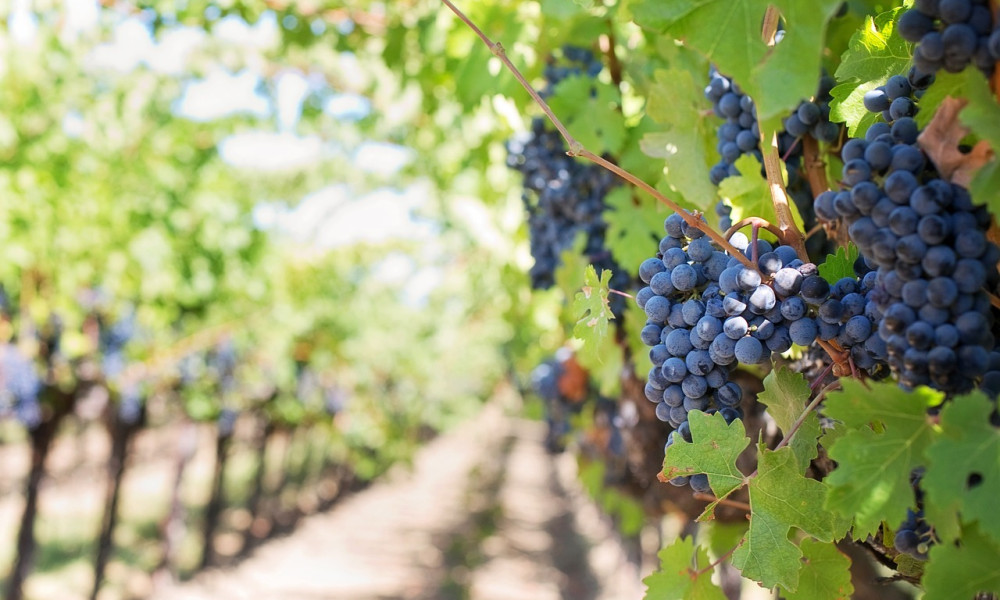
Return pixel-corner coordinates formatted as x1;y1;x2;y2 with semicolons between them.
608;288;634;300
695;540;742;576
725;216;785;243
801;136;830;200
693;492;751;512
758;6;809;262
809;362;834;392
773;380;839;452
601;22;623;87
439;0;760;272
989;290;1000;310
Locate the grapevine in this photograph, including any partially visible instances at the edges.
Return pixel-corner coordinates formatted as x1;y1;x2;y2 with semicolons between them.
444;0;1000;597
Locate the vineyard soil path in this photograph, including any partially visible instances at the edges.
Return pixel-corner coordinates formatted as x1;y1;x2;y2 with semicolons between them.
153;398;647;600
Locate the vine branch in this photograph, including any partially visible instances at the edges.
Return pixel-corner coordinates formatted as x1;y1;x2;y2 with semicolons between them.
759;7;809;262
440;0;761;272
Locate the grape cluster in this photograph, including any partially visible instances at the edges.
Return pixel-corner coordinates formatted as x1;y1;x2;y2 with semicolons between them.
893;469;933;560
705;68;762;185
640;210;898;489
531;353;578;453
815;73;998;394
899;0;999;77
706;69;839;187
99;310;136;380
858;73;926;126
506;47;629;306
217;407;239;438
0;344;42;430
118;385;144;426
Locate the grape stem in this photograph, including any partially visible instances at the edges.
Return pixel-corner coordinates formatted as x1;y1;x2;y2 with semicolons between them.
694;539;743;577
759;6;809;263
723;216;795;251
692;492;751;512
439;0;761;272
608;288;634;300
989;291;1000;311
802;136;831;199
773;380;840;453
601;22;623;88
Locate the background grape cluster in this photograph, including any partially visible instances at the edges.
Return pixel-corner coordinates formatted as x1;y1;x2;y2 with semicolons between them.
506;46;629;309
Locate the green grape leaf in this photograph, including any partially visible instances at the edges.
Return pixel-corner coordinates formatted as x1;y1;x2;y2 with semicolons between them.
958;67;1000;147
547;75;626;155
642;67;717;211
604;186;666;275
913;68;976;129
923;393;1000;545
631;0;841;132
829;8;910;136
571;265;623;396
922;525;1000;600
829;80;882;138
643;536;727;600
821;380;942;539
706;520;749;560
817;243;859;284
662;410;750;504
970;161;1000;214
757;367;819;471
779;539;854;600
572;265;615;360
958;69;1000;213
732;445;850;591
719;155;806;235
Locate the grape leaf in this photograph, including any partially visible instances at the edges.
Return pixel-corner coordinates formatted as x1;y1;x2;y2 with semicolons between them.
913;68;975;129
572;265;615;360
779;539;854;600
643;536;727;600
923;393;1000;545
571;265;623;396
957;68;1000;214
922;525;1000;600
662;410;749;504
706;520;749;559
547;75;626;155
604;186;666;275
642;67;717;211
757;367;819;471
631;0;842;132
817;243;859;284
829;8;910;136
829;80;882;138
719;155;806;235
732;445;849;591
821;380;942;539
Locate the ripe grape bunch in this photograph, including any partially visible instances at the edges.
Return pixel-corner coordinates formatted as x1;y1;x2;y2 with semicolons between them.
636;211;889;492
506;45;629;305
899;0;1000;78
814;70;1000;394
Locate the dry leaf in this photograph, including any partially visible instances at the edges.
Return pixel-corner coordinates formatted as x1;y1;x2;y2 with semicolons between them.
917;96;995;188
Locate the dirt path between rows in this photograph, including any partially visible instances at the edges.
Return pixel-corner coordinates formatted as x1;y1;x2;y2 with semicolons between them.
152;402;646;600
